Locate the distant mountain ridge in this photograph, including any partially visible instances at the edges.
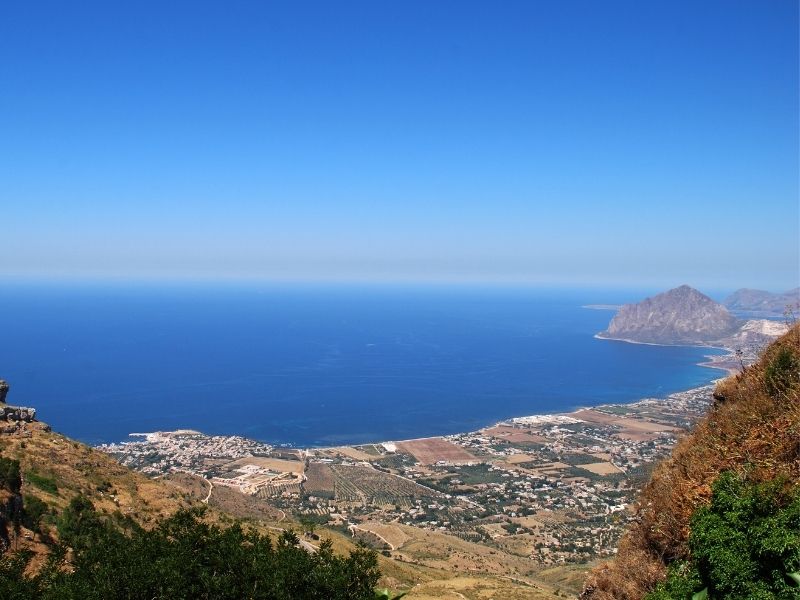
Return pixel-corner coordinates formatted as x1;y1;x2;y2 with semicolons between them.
598;285;740;345
723;287;800;315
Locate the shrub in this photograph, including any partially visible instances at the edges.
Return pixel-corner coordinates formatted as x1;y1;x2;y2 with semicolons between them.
4;496;383;599
21;495;49;533
764;347;800;397
24;472;58;496
645;472;800;599
0;458;21;494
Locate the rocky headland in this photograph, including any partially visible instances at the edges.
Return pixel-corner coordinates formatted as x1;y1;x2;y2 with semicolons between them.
597;285;740;346
596;284;791;363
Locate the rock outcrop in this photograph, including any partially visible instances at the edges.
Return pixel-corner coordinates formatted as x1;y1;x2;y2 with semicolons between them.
0;406;36;423
598;285;740;345
723;287;800;315
0;380;40;435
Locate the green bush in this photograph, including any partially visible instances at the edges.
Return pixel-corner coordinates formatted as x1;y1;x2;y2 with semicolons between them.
764;347;800;397
646;472;800;599
21;495;49;533
0;551;40;598
24;472;58;496
0;457;21;494
2;496;384;599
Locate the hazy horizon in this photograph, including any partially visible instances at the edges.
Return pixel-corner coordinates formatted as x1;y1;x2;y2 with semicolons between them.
2;1;798;289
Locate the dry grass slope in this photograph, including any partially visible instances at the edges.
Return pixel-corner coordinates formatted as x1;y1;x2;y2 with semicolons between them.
581;324;800;599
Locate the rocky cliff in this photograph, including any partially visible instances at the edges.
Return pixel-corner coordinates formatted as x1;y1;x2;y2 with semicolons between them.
598;285;740;345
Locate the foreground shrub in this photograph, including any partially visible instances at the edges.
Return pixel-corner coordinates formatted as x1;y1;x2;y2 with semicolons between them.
0;457;21;494
646;472;800;599
764;347;800;397
1;497;382;599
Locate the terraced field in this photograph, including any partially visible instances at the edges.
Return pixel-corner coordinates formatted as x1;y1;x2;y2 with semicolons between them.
304;461;438;506
254;482;301;498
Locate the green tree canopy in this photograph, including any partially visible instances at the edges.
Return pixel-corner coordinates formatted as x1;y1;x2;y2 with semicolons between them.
1;497;382;600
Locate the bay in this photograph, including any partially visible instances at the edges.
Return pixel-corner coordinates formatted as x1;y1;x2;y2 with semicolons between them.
0;283;725;446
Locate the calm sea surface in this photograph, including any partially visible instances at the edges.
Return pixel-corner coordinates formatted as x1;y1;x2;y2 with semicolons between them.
0;284;725;446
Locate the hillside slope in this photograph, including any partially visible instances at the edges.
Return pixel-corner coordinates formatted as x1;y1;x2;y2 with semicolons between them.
581;324;800;599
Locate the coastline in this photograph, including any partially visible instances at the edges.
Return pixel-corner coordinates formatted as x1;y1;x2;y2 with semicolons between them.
594;332;728;351
107;378;722;454
103;331;748;452
398;380;718;449
367;333;738;450
595;333;739;376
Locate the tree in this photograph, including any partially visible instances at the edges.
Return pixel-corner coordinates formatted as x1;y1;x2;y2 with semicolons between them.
0;458;21;494
1;497;384;599
21;496;48;537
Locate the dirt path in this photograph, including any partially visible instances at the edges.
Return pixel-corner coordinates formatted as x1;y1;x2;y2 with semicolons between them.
201;477;213;504
349;524;395;550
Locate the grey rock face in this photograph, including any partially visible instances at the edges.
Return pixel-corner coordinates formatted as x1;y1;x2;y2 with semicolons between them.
599;285;740;345
0;405;36;423
0;380;37;424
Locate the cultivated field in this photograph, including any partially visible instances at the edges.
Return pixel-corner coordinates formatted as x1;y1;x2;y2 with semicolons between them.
484;425;549;444
505;453;535;464
571;409;679;433
330;464;439;505
304;462;336;494
331;446;376;461
304;461;439;506
227;456;305;474
577;461;624;476
397;438;477;464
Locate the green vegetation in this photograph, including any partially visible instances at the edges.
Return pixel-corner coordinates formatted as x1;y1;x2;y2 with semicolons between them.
645;472;800;599
24;471;58;495
0;496;385;599
21;495;50;534
0;456;21;493
764;347;800;397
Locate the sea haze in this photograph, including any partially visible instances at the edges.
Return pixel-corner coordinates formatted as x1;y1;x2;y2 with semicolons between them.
0;284;725;446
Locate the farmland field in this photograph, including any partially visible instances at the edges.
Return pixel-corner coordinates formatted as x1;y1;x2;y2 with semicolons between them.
397;438;477;464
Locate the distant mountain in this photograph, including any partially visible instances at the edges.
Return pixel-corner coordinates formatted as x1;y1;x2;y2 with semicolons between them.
723;287;800;315
598;285;740;345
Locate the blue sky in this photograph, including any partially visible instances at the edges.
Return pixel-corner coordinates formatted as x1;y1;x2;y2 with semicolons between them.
1;1;797;289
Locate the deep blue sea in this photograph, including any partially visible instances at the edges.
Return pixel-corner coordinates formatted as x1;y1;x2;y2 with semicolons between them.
0;284;725;447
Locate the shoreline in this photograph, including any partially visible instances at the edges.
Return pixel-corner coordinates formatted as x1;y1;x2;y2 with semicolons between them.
594;332;729;352
595;333;740;376
380;379;719;449
105;334;745;452
109;377;723;453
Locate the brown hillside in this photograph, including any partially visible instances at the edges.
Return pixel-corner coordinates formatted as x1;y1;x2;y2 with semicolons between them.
581;323;800;599
0;423;198;550
0;421;577;598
